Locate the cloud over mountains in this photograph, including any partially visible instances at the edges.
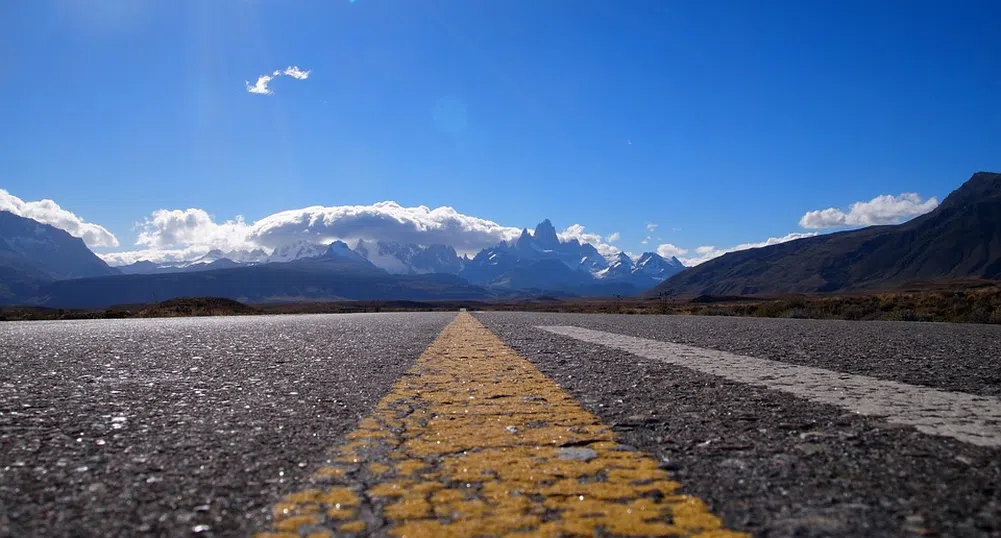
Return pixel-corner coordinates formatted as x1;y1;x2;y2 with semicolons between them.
96;202;629;266
656;232;818;267
99;202;525;264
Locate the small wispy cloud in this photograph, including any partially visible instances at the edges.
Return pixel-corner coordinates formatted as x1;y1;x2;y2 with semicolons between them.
646;223;658;232
281;66;310;80
246;74;275;95
672;232;819;266
606;232;620;243
246;65;311;95
558;224;621;257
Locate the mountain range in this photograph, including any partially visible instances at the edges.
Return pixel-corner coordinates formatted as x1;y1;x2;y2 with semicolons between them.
5;171;998;308
650;171;1001;297
459;219;684;293
39;255;490;308
0;212;684;307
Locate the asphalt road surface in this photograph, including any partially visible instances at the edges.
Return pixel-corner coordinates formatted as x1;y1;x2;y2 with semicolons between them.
2;311;1000;537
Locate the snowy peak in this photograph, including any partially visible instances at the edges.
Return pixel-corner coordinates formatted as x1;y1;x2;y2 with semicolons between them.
597;252;635;280
194;248;268;265
468;218;612;281
593;252;686;284
355;240;416;274
194;249;227;263
231;248;269;264
325;240;363;260
632;252;685;281
354;240;462;275
412;244;462;274
267;240;327;263
0;211;119;280
532;219;560;249
515;228;533;248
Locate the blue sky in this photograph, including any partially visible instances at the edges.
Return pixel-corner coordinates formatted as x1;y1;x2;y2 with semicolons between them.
2;0;999;265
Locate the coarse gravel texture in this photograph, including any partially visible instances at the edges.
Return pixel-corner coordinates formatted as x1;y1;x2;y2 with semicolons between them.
0;312;453;537
477;311;1001;537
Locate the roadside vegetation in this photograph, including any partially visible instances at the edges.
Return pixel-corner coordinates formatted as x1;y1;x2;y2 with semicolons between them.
0;298;471;321
494;285;1001;324
3;284;1000;324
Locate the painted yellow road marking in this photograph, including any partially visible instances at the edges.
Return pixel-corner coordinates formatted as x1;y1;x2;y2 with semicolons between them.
257;313;745;537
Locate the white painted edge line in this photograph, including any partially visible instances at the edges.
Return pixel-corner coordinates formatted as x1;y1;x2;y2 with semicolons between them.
537;325;1001;448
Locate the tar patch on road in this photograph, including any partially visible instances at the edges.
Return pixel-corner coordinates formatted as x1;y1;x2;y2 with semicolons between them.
257;313;744;537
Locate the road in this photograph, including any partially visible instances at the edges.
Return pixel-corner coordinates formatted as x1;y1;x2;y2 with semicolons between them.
1;312;1000;537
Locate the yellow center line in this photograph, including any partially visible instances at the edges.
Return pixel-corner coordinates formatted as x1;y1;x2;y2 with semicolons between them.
257;313;746;538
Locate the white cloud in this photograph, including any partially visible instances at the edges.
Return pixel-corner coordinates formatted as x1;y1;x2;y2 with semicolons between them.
136;208;253;251
557;224;621;257
249;202;522;252
245;74;274;95
606;232;620;243
799;193;938;229
282;66;310;80
673;232;818;266
246;65;311;95
640;237;650;245
97;246;215;266
646;223;658;232
656;243;687;259
0;189;119;247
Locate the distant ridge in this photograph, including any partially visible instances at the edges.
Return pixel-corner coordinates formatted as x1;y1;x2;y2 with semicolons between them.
35;256;492;308
0;211;119;281
650;172;1001;297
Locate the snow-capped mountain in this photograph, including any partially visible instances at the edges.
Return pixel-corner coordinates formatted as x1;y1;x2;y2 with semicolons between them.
354;240;463;275
119;247;270;274
0;211;119;281
460;219;686;293
529;218;561;251
324;240;369;263
195;248;269;265
462;219;612;286
105;218;684;294
409;244;463;274
633;252;685;281
596;251;685;286
596;252;635;280
267;240;328;263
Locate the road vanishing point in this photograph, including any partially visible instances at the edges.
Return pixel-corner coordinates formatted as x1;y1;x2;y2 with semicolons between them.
2;312;1000;537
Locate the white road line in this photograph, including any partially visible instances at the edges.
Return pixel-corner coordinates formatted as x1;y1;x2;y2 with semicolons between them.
537;326;1001;448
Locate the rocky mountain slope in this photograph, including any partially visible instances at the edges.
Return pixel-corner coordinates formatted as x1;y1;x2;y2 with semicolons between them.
650;172;1001;297
0;211;119;280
